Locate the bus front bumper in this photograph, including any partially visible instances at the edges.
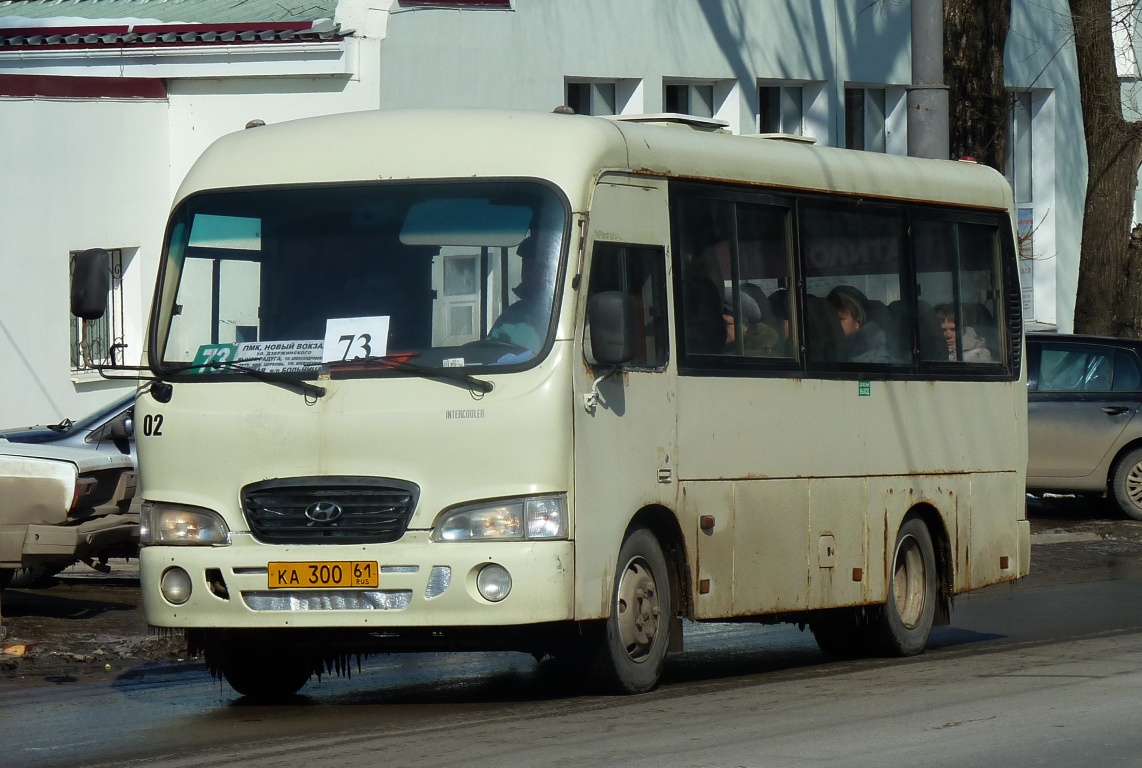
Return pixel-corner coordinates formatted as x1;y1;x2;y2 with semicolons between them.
140;532;576;629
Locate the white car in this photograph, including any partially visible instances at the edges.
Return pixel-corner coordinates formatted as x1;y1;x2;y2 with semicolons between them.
0;407;138;589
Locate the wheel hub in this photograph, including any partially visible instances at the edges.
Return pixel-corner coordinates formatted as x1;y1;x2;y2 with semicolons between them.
893;534;927;629
616;559;660;662
1126;462;1142;508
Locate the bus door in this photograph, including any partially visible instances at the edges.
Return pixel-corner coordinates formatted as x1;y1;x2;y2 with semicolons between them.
572;176;678;620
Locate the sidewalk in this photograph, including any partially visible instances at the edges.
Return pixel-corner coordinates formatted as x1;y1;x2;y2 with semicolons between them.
1;559;182;680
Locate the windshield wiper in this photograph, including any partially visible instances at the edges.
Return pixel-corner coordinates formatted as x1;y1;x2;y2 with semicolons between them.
48;418;74;433
329;355;493;394
170;359;327;399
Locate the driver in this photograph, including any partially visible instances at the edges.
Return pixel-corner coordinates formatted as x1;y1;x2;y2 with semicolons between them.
487;234;555;357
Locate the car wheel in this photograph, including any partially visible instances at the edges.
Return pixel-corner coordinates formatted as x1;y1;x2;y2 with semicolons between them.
1111;446;1142;521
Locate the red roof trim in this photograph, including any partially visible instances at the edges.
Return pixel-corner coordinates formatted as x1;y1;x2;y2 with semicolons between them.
0;21;343;51
0;25;130;37
0;74;167;99
130;22;320;34
398;0;511;6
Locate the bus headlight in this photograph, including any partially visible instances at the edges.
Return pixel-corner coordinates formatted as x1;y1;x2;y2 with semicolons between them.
140;502;230;546
432;495;567;541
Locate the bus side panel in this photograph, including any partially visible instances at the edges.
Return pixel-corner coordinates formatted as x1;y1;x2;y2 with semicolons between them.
571;176;678;621
684;481;735;618
870;475;961;598
732;479;810;615
805;477;869;610
967;471;1029;589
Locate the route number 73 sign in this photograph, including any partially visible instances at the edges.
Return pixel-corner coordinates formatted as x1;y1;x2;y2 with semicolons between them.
321;316;390;363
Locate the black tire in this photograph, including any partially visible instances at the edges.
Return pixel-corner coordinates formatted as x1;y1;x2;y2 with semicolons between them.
214;635;314;700
1111;446;1142;521
584;528;673;694
875;518;938;657
809;609;875;659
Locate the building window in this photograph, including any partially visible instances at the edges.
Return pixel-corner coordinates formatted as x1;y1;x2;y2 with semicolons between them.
665;83;715;118
70;248;125;371
759;85;803;135
566;81;618;116
845;87;887;152
1007;91;1033;205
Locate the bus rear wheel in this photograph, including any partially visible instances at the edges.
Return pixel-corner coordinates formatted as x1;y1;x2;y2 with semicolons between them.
809;609;875;659
584;528;673;694
876;518;937;656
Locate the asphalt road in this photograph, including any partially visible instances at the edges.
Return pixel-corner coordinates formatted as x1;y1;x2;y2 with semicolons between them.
4;501;1142;768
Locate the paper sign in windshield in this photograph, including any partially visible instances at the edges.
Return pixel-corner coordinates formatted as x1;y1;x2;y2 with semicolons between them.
238;341;324;372
322;316;390;363
190;341;324;374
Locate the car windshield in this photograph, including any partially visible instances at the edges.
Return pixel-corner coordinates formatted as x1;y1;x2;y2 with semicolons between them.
154;180;567;376
50;391;134;433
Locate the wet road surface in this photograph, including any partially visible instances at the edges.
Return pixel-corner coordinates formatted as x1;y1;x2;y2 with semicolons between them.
5;507;1142;768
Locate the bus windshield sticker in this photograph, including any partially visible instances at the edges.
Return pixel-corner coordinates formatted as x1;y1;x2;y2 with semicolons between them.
189;341;324;374
322;316;390;363
238;340;324;373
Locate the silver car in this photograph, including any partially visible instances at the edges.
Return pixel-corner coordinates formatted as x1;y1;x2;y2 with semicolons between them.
1027;333;1142;519
0;392;138;588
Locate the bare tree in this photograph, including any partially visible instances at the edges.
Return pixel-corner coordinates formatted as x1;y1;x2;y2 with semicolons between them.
1071;0;1142;336
944;0;1012;170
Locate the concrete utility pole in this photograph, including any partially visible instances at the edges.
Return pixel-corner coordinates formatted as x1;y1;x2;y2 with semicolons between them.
908;0;950;159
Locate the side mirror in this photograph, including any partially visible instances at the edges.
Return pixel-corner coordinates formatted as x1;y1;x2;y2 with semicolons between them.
108;413;134;441
88;409;134;444
588;291;636;367
71;248;110;320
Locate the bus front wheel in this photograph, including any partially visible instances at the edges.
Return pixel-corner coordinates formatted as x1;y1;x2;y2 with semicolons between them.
877;518;937;657
215;634;314;700
585;528;673;694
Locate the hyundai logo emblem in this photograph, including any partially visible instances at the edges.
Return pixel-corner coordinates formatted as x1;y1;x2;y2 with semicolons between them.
305;501;343;524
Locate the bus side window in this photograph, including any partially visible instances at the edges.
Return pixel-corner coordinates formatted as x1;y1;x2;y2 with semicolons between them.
915;219;1004;367
584;242;668;369
800;202;906;368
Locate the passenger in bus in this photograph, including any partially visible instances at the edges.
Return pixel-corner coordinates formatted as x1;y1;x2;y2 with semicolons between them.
769;288;792;347
912;300;949;362
721;291;780;356
802;295;840;362
935;304;995;363
827;286;893;363
488;234;555;358
741;283;788;356
679;236;728;355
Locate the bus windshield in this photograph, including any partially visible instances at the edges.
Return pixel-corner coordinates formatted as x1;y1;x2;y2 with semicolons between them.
154;180;567;375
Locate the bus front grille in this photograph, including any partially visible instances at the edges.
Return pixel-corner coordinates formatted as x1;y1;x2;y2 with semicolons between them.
241;477;420;545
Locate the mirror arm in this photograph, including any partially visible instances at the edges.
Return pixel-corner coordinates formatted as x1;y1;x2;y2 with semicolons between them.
583;366;619;414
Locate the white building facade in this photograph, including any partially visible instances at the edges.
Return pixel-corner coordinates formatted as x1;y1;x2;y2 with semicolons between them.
0;0;1087;425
